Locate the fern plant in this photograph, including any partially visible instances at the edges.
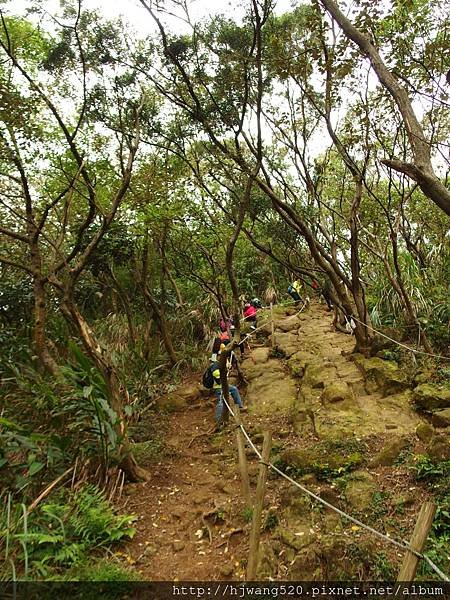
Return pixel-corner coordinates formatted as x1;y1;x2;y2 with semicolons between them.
1;484;136;579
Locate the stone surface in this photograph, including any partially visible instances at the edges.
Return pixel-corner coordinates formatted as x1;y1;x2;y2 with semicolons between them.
251;347;270;364
413;384;450;411
246;362;298;417
322;381;352;404
369;436;409;467
256;542;278;578
277;526;315;550
415;422;435;443
288;546;321;580
241;358;280;381
271;332;300;357
431;408;450;428
426;435;450;461
173;541;185;552
358;357;409;396
345;471;378;510
275;315;301;332
280;444;363;476
303;362;337;389
287;351;316;378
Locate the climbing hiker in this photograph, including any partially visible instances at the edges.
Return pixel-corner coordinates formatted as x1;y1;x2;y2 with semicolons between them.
210;344;246;427
219;315;234;333
243;301;258;330
321;278;334;311
210;336;223;362
287;279;303;305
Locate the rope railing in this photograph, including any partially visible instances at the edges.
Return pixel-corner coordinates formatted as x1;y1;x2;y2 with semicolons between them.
220;394;449;582
349;314;450;361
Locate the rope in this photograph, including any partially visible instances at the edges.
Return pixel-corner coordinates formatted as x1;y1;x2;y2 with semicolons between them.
350;314;450;361
220;395;449;582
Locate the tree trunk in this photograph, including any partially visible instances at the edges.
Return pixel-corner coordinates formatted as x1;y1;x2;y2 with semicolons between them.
107;266;137;346
319;0;450;217
349;179;373;355
142;286;178;366
60;297;148;482
33;277;60;377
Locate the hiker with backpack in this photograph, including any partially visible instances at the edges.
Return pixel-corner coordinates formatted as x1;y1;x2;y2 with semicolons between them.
287;280;303;305
202;343;246;427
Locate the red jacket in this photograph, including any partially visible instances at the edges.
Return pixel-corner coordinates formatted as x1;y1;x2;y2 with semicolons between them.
243;305;257;319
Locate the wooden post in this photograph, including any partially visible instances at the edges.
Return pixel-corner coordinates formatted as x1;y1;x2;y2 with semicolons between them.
247;431;272;580
397;502;436;582
234;408;251;507
270;302;275;348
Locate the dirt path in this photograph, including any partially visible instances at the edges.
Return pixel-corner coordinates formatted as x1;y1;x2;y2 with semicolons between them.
119;399;253;580
119;302;434;581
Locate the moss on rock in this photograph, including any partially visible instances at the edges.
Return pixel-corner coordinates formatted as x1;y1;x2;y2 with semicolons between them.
414;384;450;411
344;471;378;510
358;357;409;395
369;436;409;467
322;381;353;404
415;422;435;443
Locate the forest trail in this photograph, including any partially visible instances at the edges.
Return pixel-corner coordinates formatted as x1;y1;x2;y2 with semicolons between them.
120;302;434;581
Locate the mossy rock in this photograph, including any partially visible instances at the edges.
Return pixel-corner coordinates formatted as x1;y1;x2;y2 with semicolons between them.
288;546;322;580
251;347;270;364
176;382;204;401
277;526;315;550
256;542;278;578
279;483;312;516
414;384;450;410
157;392;189;411
131;439;164;464
280;443;363;479
275;315;301;332
247;366;297;416
241;358;281;381
271;331;299;358
287;351;315;378
369;436;409;467
344;471;378;510
426;435;450;461
322;381;353;404
303;362;337;389
414;370;435;386
358;357;409;395
415;422;435;443
431;408;450;428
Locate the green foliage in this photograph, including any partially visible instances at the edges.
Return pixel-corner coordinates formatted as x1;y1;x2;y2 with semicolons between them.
1;484;136;579
411;455;450;482
372;552;396;580
369;491;390;522
63;559;140;582
242;505;253;523
263;510;279;531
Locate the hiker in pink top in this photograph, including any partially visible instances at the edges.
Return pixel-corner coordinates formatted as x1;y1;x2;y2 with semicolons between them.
243;302;257;330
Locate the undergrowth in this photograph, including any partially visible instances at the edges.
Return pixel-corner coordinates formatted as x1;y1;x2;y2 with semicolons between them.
0;484;136;580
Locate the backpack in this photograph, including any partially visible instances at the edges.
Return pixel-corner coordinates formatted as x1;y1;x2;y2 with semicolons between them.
202;365;214;389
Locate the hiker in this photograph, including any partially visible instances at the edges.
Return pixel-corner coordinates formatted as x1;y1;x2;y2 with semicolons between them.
287;280;303;305
219;316;234;333
321;278;334;311
210;336;223;362
210;344;246;426
243;301;257;330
